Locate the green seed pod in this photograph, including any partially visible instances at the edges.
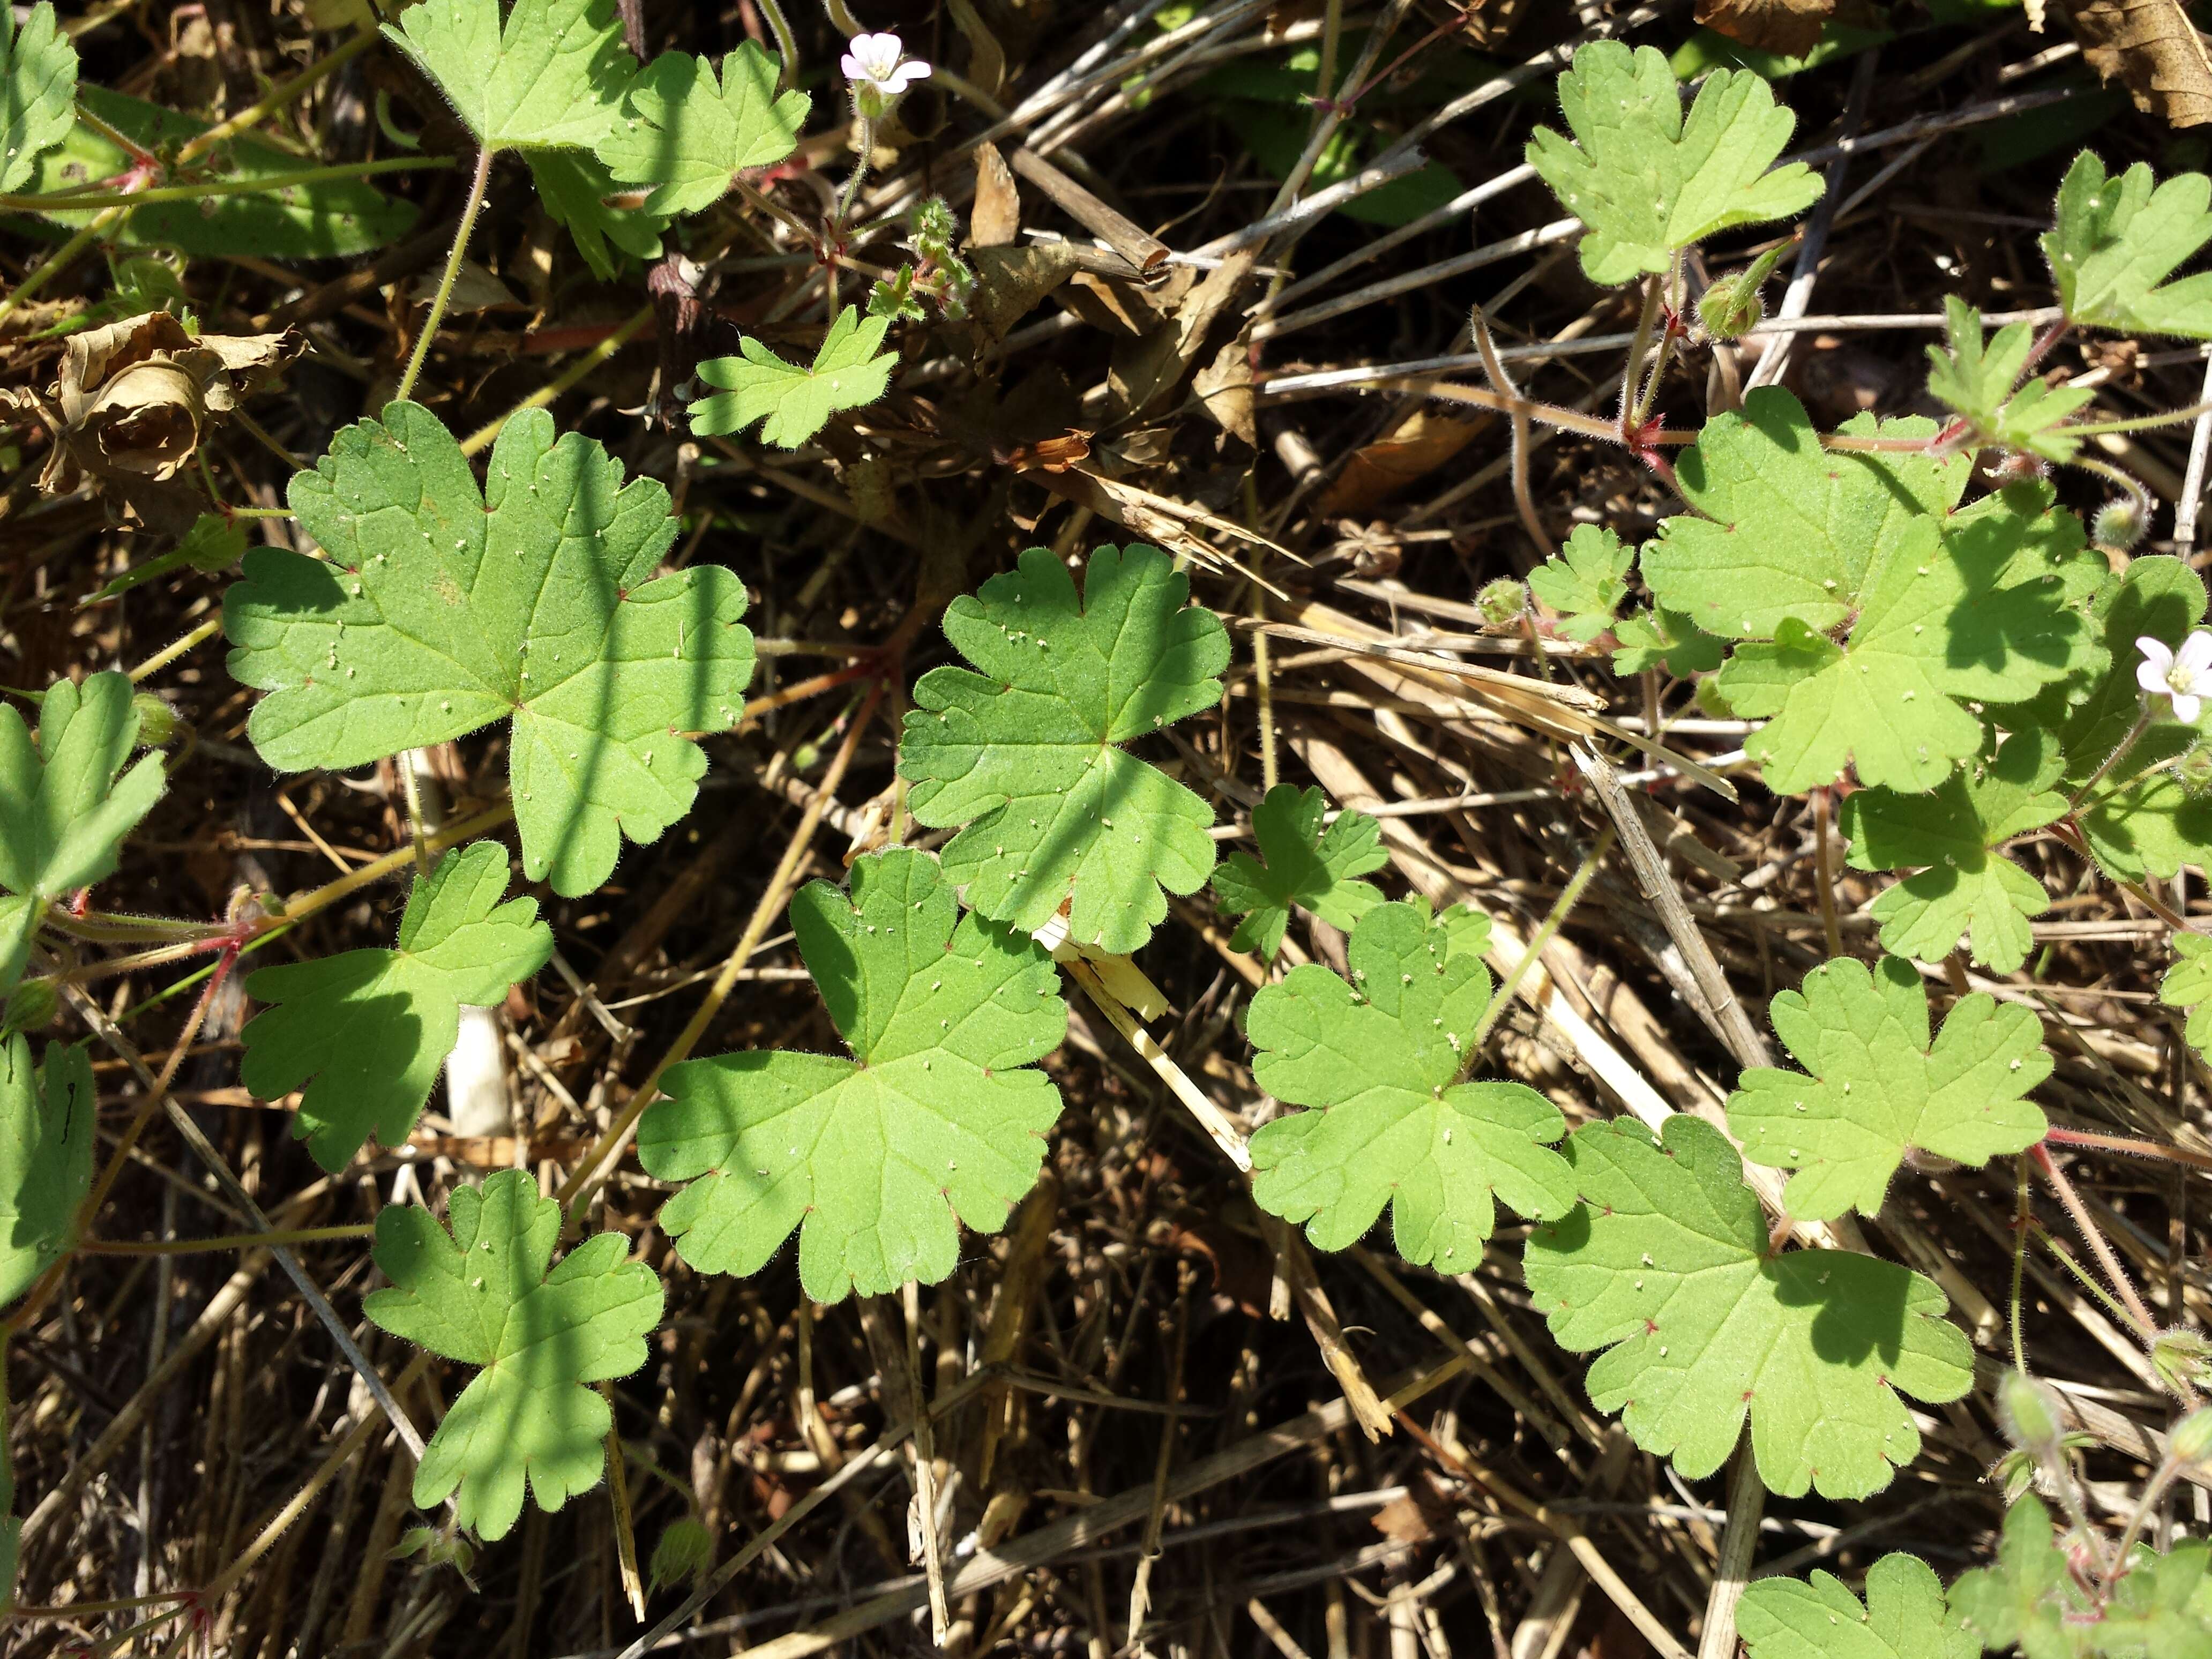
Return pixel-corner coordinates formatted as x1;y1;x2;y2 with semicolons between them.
2093;496;2148;551
2;977;58;1035
1476;578;1527;626
1998;1369;2064;1458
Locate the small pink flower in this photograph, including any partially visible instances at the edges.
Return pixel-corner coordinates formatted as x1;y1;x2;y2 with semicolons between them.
842;31;930;117
2138;630;2212;722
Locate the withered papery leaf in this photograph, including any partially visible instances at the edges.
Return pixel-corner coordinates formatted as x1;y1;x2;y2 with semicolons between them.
1;312;297;531
2053;0;2212;126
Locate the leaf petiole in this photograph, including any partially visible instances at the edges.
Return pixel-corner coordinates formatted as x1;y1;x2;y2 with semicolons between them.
395;145;495;404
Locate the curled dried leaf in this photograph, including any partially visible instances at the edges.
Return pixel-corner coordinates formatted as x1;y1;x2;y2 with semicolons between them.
2;312;298;530
2051;0;2212;127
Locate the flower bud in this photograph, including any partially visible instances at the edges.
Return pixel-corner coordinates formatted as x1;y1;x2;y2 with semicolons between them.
1999;1369;2064;1458
131;692;180;747
2093;496;2148;551
1476;578;1527;627
650;1517;714;1593
2153;1326;2212;1395
1696;243;1787;342
2179;744;2212;798
2170;1406;2212;1467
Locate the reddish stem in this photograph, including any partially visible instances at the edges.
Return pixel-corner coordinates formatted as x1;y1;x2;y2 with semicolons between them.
2029;1141;2160;1338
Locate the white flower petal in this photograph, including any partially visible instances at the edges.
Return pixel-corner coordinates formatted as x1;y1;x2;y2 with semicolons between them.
2180;630;2212;676
2142;660;2174;697
2175;692;2202;724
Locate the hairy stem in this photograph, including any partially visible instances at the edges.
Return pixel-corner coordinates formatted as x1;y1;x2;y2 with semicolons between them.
0;154;450;212
394;144;495;405
2031;1141;2161;1339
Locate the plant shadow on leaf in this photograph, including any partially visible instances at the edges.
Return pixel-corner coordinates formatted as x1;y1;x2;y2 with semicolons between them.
1773;1251;1911;1366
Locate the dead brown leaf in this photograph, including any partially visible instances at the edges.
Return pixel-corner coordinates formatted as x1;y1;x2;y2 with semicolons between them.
0;312;298;532
2052;0;2212;125
1317;410;1490;515
1191;331;1256;449
970;141;1021;249
970;243;1085;339
1694;0;1833;57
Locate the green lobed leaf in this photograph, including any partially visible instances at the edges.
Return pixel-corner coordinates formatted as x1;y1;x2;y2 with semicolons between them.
364;1169;662;1541
1840;728;2067;972
24;87;416;260
0;671;167;993
1739;1553;1977;1659
2159;933;2212;1062
526;149;667;280
384;0;634;153
1523;1114;1975;1498
223;402;753;898
1211;784;1387;960
637;848;1067;1301
1727;955;2051;1222
1528;524;1633;643
0;1034;94;1308
1611;607;1726;677
2044;152;2212;339
899;543;1230;954
599;42;809;218
1926;297;2097;464
690;308;898;450
1525;41;1822;287
240;843;553;1172
0;2;77;197
1952;1494;2212;1658
1246;900;1575;1269
1642;390;1970;641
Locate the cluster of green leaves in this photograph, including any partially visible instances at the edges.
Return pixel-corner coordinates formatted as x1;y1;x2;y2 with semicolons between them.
1739;1501;2212;1659
386;0;808;279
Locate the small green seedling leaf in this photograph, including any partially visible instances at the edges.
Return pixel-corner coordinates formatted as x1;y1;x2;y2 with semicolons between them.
0;2;77;196
1611;608;1726;677
1840;728;2068;972
1523;1114;1974;1497
364;1169;662;1541
1526;40;1822;286
599;42;809;216
0;1034;94;1307
1952;1495;2212;1657
0;671;166;993
1739;1553;1976;1659
2160;933;2212;1062
384;0;634;152
1926;297;2097;463
224;402;752;898
240;843;553;1172
2044;152;2212;339
1246;900;1575;1269
1727;955;2051;1222
1211;784;1387;961
1528;525;1632;643
637;848;1066;1301
690;308;898;450
900;543;1230;953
